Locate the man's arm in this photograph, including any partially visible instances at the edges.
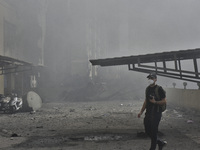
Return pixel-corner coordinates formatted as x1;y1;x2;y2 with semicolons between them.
156;98;166;105
138;100;146;118
149;97;166;105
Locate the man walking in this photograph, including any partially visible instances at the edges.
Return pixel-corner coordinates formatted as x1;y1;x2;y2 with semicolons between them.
138;72;167;150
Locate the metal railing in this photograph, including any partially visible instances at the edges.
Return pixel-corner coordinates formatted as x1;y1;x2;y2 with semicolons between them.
90;48;200;83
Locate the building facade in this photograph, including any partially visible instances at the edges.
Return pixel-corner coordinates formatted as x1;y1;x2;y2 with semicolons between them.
0;0;45;95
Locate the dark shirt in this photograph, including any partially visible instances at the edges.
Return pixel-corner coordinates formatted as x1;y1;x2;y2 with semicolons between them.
145;85;166;115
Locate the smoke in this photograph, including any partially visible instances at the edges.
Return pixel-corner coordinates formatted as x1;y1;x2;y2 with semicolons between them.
5;0;200;101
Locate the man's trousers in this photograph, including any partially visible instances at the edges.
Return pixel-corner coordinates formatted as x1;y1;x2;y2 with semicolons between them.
144;112;162;150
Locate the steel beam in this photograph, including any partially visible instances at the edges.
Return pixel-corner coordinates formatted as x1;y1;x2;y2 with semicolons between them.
90;48;200;83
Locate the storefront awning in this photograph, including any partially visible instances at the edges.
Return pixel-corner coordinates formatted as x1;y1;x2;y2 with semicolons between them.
0;55;33;75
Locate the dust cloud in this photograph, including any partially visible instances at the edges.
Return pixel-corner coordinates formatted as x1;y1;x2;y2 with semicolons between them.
6;0;200;101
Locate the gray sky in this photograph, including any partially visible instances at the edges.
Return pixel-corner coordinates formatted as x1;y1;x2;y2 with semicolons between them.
46;0;200;56
96;0;200;88
113;0;200;55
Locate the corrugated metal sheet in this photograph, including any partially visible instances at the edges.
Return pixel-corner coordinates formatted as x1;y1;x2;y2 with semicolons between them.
0;55;32;67
0;55;33;75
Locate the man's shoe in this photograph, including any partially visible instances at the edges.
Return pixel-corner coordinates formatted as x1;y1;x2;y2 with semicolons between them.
158;141;167;150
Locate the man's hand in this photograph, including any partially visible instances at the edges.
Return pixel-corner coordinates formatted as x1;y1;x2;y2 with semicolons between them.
138;112;142;118
149;96;156;104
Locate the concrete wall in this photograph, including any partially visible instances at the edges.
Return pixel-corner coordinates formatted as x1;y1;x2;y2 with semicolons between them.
165;88;200;111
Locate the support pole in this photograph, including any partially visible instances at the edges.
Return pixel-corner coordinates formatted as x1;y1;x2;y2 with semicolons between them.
193;58;199;78
163;61;167;73
178;59;182;78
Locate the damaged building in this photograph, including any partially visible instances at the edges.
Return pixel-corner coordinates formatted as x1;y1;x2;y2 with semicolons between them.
0;0;180;101
0;0;45;96
0;1;200;149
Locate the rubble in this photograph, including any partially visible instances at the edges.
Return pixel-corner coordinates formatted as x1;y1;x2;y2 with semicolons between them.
187;120;194;124
0;97;199;149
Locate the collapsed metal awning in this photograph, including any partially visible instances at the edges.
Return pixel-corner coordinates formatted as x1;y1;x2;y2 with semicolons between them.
90;48;200;83
0;55;33;75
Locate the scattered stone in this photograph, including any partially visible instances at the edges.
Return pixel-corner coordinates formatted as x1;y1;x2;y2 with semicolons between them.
93;116;103;119
2;129;8;134
69;137;84;141
177;114;183;118
30;111;36;114
53;107;59;110
187;120;193;124
11;133;19;137
84;106;96;111
70;109;75;112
